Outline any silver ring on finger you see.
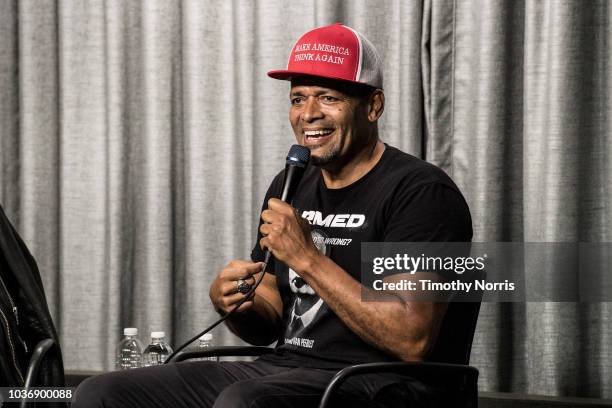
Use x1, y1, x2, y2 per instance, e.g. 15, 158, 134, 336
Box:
236, 279, 252, 294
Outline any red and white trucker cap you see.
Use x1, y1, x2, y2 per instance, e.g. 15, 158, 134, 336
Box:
268, 23, 383, 89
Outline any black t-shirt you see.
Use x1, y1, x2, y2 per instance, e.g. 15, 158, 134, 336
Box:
251, 144, 472, 369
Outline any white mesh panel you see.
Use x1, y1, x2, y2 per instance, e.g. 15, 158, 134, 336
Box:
355, 31, 383, 89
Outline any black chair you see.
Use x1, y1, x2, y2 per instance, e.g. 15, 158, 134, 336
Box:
320, 300, 482, 407
1, 205, 66, 408
168, 296, 482, 408
19, 338, 58, 408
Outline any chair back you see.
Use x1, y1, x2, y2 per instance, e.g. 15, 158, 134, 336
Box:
427, 269, 484, 365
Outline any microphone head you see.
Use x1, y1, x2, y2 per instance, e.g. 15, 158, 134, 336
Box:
286, 144, 310, 168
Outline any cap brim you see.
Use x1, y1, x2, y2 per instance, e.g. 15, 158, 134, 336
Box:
267, 70, 378, 89
267, 70, 295, 80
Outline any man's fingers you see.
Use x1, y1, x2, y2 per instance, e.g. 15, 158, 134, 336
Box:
267, 198, 292, 214
261, 209, 278, 224
260, 236, 270, 252
267, 200, 306, 229
245, 273, 258, 286
244, 262, 265, 275
221, 262, 265, 281
220, 281, 239, 296
261, 209, 271, 223
220, 274, 259, 295
259, 223, 272, 236
225, 260, 262, 270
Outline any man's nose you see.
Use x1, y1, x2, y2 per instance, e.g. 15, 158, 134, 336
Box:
301, 97, 324, 122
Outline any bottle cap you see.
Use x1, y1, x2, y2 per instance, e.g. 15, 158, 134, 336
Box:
151, 331, 166, 339
199, 333, 213, 341
123, 328, 138, 336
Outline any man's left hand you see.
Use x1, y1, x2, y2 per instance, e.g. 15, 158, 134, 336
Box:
259, 198, 319, 273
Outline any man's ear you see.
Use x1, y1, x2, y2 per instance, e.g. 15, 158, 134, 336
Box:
367, 90, 385, 122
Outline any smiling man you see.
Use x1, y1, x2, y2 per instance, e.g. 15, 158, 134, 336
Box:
73, 24, 472, 408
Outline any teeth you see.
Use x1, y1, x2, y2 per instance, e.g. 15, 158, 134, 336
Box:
304, 129, 333, 137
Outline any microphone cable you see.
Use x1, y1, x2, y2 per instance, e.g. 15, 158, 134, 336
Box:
164, 252, 272, 363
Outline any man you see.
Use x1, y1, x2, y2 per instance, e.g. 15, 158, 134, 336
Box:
73, 23, 472, 408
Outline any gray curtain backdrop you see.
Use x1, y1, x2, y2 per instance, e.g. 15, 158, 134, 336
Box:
0, 0, 610, 399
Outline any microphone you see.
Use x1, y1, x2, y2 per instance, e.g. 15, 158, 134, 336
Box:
280, 144, 311, 203
264, 144, 311, 264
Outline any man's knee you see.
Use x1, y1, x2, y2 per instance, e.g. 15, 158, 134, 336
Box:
72, 372, 129, 407
213, 379, 270, 408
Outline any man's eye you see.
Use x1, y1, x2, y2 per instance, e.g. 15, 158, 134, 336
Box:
321, 96, 338, 102
291, 97, 304, 105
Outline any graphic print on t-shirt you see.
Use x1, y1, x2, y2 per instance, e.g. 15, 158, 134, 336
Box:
285, 229, 330, 346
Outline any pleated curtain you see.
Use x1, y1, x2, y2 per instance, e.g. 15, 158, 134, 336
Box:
0, 0, 610, 399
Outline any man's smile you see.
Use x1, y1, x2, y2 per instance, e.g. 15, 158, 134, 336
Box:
303, 128, 336, 147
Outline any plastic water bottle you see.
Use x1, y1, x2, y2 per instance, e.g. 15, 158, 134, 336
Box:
142, 331, 173, 367
196, 333, 218, 362
116, 328, 144, 370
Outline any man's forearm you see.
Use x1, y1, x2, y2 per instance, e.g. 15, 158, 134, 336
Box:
295, 254, 446, 361
224, 294, 281, 346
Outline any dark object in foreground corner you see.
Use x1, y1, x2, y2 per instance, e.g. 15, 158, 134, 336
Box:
0, 205, 66, 408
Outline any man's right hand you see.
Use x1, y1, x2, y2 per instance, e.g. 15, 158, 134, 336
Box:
209, 260, 265, 315
209, 259, 283, 345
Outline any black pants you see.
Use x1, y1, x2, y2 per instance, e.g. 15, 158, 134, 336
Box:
71, 359, 435, 408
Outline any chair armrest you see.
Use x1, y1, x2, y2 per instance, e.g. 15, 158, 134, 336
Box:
20, 338, 56, 408
167, 346, 274, 363
319, 362, 478, 408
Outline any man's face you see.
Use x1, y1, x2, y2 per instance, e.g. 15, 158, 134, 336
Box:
289, 77, 369, 167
